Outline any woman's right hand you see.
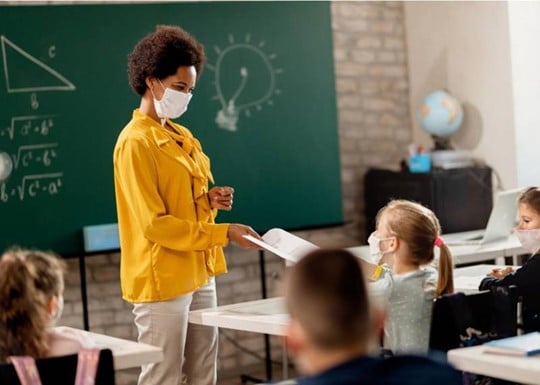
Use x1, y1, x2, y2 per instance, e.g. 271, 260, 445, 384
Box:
227, 224, 263, 249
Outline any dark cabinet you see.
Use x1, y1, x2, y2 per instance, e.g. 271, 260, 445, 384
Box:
364, 167, 493, 239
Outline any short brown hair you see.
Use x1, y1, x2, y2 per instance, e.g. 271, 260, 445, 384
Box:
284, 249, 371, 350
519, 187, 540, 214
128, 25, 206, 95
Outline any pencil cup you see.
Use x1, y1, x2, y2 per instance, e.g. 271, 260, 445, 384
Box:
408, 153, 431, 173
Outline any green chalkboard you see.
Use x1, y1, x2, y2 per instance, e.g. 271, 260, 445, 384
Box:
0, 2, 343, 255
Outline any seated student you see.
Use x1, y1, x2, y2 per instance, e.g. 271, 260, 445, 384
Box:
363, 199, 454, 354
283, 248, 462, 385
479, 186, 540, 332
19, 248, 95, 356
0, 248, 89, 362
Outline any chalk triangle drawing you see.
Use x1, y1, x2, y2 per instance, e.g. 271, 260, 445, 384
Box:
1, 35, 76, 93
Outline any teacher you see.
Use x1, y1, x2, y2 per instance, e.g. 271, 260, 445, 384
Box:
113, 25, 261, 385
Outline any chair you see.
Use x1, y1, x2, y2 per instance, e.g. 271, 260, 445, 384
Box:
429, 286, 519, 353
0, 349, 115, 385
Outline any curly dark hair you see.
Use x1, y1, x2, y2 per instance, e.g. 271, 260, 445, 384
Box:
128, 25, 206, 96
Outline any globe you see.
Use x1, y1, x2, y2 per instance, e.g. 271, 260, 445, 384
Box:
417, 90, 464, 138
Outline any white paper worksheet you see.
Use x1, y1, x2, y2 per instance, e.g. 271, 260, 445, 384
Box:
243, 228, 319, 263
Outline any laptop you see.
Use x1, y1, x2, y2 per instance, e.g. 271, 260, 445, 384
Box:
444, 188, 523, 246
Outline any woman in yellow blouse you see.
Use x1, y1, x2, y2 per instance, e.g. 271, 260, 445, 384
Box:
113, 25, 261, 385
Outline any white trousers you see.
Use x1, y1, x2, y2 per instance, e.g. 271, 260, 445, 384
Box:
132, 278, 218, 385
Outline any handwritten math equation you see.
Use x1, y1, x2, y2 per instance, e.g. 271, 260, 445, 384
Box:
0, 115, 63, 203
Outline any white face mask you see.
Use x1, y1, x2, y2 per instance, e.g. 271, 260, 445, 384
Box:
367, 232, 393, 265
152, 81, 192, 121
516, 228, 540, 254
50, 294, 64, 326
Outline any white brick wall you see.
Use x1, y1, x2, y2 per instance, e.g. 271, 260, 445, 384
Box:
57, 2, 412, 384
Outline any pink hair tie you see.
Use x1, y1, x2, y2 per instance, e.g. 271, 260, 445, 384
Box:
434, 236, 444, 247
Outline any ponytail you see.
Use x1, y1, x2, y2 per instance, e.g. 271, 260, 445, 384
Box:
436, 243, 454, 296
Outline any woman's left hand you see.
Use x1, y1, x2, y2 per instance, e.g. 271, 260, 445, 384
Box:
209, 186, 234, 211
487, 266, 514, 279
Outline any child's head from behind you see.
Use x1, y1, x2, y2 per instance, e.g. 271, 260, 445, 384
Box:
3, 248, 66, 326
375, 199, 441, 266
0, 250, 49, 361
284, 249, 372, 374
18, 248, 66, 297
21, 248, 66, 324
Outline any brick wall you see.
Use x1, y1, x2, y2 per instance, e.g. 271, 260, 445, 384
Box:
57, 2, 412, 384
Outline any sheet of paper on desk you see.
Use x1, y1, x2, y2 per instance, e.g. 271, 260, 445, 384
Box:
453, 276, 485, 293
243, 228, 319, 263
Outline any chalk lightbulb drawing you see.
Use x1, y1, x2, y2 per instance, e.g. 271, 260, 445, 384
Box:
208, 34, 283, 132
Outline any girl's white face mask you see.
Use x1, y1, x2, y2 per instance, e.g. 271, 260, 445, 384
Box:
367, 232, 393, 265
152, 81, 192, 121
516, 228, 540, 254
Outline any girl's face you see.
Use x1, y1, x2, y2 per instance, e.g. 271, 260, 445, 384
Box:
517, 203, 540, 230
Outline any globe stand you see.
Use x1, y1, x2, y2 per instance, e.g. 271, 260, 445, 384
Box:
431, 135, 454, 151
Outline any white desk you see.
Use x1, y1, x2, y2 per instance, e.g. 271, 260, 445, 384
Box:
57, 326, 163, 370
188, 297, 288, 337
447, 345, 540, 385
442, 231, 524, 265
452, 264, 520, 293
348, 233, 524, 266
188, 264, 498, 337
189, 264, 509, 380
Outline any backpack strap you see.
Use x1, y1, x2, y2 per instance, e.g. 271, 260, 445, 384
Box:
9, 356, 43, 385
74, 348, 100, 385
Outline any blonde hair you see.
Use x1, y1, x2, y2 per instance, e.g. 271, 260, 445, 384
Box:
376, 199, 454, 296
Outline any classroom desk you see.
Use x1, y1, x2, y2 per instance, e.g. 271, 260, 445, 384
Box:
447, 345, 540, 385
452, 264, 519, 293
348, 232, 524, 266
442, 231, 524, 265
188, 297, 288, 337
56, 326, 163, 370
188, 264, 506, 381
188, 264, 500, 338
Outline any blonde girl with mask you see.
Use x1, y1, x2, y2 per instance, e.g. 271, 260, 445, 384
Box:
364, 199, 454, 355
0, 248, 84, 361
479, 187, 540, 332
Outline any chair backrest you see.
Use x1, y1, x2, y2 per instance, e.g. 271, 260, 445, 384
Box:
0, 349, 115, 385
429, 286, 518, 353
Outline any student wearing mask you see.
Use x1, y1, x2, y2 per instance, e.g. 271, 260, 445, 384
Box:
283, 248, 462, 385
479, 186, 540, 332
364, 199, 454, 355
113, 25, 261, 385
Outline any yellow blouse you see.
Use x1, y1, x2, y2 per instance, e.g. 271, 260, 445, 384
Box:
113, 109, 229, 303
